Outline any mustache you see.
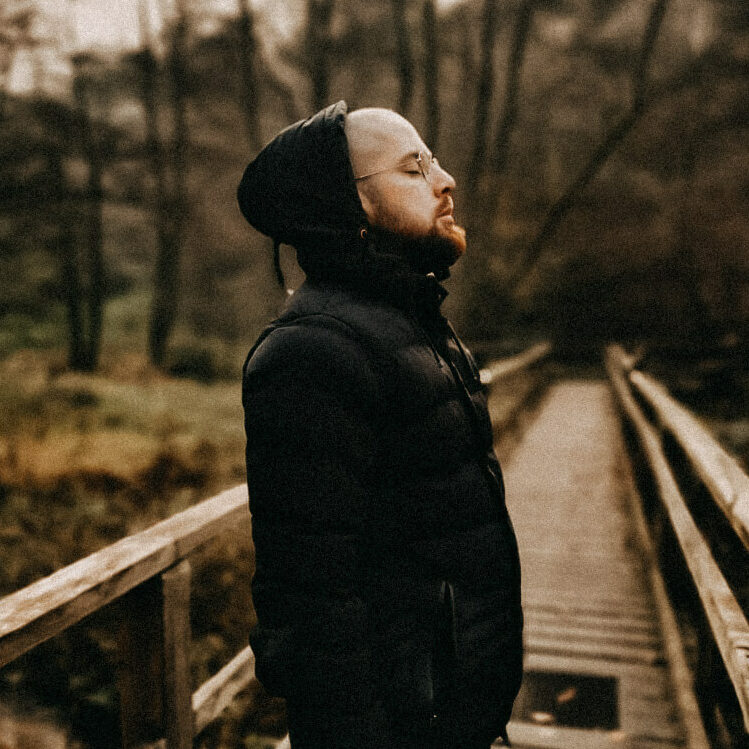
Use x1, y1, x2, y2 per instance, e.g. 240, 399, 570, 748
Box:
436, 197, 454, 218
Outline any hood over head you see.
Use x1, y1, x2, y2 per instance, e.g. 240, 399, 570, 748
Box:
237, 100, 368, 278
237, 101, 449, 313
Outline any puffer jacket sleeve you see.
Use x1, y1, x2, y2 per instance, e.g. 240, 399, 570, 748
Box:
242, 317, 393, 747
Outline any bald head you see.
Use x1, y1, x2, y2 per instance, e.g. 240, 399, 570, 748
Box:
345, 108, 425, 180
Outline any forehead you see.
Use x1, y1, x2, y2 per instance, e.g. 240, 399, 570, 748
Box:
346, 109, 426, 172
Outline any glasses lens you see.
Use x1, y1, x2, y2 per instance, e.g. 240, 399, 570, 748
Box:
417, 151, 434, 181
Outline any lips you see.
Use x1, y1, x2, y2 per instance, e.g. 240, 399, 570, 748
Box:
437, 198, 454, 219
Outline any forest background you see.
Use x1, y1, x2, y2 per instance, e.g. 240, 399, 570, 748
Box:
0, 0, 747, 747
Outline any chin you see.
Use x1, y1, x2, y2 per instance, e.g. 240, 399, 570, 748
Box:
397, 224, 468, 276
433, 220, 467, 263
444, 222, 467, 258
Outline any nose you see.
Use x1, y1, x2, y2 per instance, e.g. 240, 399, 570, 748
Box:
432, 162, 456, 194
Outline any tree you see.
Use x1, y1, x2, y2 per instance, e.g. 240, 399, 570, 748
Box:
421, 0, 439, 149
504, 0, 671, 290
147, 0, 191, 368
465, 0, 498, 199
305, 0, 335, 111
391, 0, 414, 115
235, 0, 261, 152
69, 53, 106, 370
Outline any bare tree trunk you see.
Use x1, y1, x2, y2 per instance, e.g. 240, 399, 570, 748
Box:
491, 0, 536, 175
50, 150, 87, 370
137, 2, 174, 366
71, 59, 104, 371
391, 0, 414, 115
149, 0, 190, 368
507, 0, 670, 290
421, 0, 440, 150
675, 140, 711, 341
236, 0, 261, 152
84, 130, 104, 369
457, 8, 476, 110
675, 108, 748, 340
306, 0, 335, 111
465, 0, 498, 198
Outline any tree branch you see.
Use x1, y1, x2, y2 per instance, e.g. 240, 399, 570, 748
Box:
71, 58, 105, 371
465, 0, 498, 197
149, 0, 191, 367
491, 0, 537, 175
236, 0, 262, 152
421, 0, 439, 149
391, 0, 414, 115
506, 0, 670, 291
306, 0, 335, 111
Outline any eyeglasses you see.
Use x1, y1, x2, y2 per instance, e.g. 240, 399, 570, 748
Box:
354, 150, 439, 182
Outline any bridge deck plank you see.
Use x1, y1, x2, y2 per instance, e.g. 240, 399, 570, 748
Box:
498, 381, 701, 748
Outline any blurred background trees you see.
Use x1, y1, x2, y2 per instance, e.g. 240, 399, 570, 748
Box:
0, 0, 746, 370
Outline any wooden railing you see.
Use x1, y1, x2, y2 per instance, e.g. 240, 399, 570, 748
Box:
0, 343, 550, 749
0, 486, 251, 749
606, 345, 749, 738
478, 341, 551, 386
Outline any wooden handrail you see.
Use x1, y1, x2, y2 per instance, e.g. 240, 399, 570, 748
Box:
479, 341, 551, 385
629, 370, 749, 552
606, 345, 749, 730
0, 485, 249, 669
0, 344, 549, 749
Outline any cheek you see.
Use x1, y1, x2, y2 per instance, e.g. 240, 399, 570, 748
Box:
367, 181, 435, 233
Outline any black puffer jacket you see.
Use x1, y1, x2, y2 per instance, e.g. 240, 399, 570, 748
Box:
239, 102, 522, 748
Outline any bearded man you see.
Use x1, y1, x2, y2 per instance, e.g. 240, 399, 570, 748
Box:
238, 102, 522, 749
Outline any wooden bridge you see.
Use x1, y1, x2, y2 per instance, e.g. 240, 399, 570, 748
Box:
1, 344, 748, 749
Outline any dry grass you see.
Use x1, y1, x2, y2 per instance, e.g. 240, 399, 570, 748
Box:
0, 348, 270, 749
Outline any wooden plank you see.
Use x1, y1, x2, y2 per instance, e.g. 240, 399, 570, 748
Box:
504, 722, 683, 749
522, 598, 655, 622
522, 588, 652, 612
193, 646, 255, 735
523, 651, 672, 685
0, 535, 175, 669
161, 561, 193, 749
607, 347, 749, 730
524, 610, 658, 635
118, 578, 165, 748
630, 370, 749, 553
525, 634, 663, 665
480, 341, 551, 385
143, 485, 249, 562
612, 395, 711, 749
524, 621, 661, 649
0, 485, 248, 668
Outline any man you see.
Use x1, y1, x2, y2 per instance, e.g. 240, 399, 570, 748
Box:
238, 101, 522, 749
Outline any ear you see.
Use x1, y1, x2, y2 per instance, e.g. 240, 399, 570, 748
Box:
355, 181, 376, 221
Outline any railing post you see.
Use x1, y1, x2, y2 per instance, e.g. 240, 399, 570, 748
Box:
118, 576, 164, 747
162, 560, 194, 749
117, 559, 193, 749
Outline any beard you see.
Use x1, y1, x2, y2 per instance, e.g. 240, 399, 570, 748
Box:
367, 204, 467, 277
400, 229, 466, 276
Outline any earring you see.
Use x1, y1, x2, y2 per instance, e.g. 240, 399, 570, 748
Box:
359, 228, 368, 240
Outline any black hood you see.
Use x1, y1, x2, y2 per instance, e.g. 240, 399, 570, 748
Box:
237, 100, 449, 312
237, 100, 369, 277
